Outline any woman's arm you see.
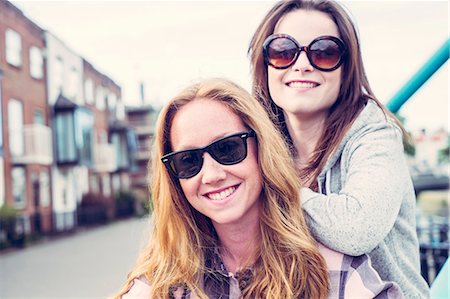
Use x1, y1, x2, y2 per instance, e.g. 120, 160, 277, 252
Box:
302, 124, 412, 255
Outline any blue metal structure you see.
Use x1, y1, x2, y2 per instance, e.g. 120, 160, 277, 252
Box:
386, 39, 450, 113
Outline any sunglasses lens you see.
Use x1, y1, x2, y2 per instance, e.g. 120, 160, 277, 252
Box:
210, 136, 247, 164
170, 150, 202, 178
309, 39, 342, 70
162, 131, 254, 179
267, 37, 298, 68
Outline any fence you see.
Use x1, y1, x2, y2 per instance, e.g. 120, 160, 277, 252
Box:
416, 213, 449, 284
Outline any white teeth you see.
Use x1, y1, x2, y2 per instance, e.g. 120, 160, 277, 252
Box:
288, 81, 317, 88
207, 186, 236, 201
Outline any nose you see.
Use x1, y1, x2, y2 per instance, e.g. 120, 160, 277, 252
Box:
201, 153, 226, 184
292, 50, 314, 72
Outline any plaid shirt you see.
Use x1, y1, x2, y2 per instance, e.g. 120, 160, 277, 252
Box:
123, 244, 404, 299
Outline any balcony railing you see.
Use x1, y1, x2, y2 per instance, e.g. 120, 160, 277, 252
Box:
93, 143, 116, 172
11, 124, 53, 165
135, 144, 152, 161
127, 119, 155, 136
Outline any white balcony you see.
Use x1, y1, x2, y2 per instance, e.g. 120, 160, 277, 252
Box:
135, 144, 151, 161
127, 119, 155, 136
11, 124, 53, 165
93, 143, 116, 173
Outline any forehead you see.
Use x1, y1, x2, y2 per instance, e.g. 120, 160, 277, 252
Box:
274, 9, 339, 44
170, 98, 247, 150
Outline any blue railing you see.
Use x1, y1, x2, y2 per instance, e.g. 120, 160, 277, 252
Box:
386, 39, 449, 113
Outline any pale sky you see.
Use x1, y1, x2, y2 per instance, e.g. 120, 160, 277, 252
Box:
11, 0, 449, 131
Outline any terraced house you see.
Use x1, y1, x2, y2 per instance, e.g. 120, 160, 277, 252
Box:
0, 0, 137, 242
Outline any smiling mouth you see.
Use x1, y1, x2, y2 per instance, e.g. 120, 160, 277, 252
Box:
206, 185, 237, 201
287, 81, 319, 88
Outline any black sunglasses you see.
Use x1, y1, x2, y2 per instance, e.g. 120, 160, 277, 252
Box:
162, 131, 256, 179
263, 34, 347, 72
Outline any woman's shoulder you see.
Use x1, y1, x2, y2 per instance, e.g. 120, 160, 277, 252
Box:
121, 277, 151, 299
121, 277, 189, 299
351, 101, 400, 135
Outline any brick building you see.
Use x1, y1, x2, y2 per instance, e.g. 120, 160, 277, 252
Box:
83, 59, 134, 199
0, 0, 53, 234
125, 105, 158, 200
0, 0, 136, 239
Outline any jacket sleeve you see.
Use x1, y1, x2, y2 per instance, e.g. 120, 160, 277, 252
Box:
302, 123, 412, 255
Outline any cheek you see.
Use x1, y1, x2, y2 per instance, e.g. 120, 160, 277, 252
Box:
327, 70, 342, 102
246, 147, 263, 187
179, 179, 197, 202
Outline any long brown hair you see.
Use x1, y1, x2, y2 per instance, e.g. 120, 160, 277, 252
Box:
248, 0, 406, 185
114, 78, 329, 298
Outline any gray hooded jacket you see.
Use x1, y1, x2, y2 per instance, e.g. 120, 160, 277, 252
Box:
301, 101, 430, 298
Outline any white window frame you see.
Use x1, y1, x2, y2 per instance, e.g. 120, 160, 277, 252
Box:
84, 79, 94, 105
67, 67, 79, 101
39, 170, 50, 207
53, 57, 64, 95
102, 174, 111, 197
95, 86, 105, 111
29, 46, 44, 79
6, 29, 22, 67
107, 92, 117, 111
12, 167, 26, 208
8, 99, 24, 156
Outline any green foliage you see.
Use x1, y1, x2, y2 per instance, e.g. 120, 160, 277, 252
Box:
114, 190, 135, 204
114, 191, 136, 218
0, 205, 21, 250
438, 137, 450, 164
145, 195, 153, 214
404, 132, 416, 157
395, 113, 416, 157
0, 204, 18, 220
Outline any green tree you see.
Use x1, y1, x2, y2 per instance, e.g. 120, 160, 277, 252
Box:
396, 114, 416, 157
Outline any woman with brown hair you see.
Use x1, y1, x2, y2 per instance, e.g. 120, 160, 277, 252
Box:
248, 1, 429, 298
114, 78, 401, 298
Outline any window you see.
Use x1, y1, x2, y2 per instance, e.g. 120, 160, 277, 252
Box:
99, 130, 108, 144
111, 133, 129, 169
12, 167, 26, 208
0, 160, 4, 207
55, 107, 94, 165
40, 170, 50, 207
53, 57, 64, 95
84, 79, 94, 105
8, 99, 24, 156
76, 109, 94, 165
34, 110, 44, 125
29, 46, 43, 79
55, 111, 76, 162
90, 174, 99, 194
0, 79, 3, 152
107, 92, 117, 111
95, 86, 105, 111
6, 29, 22, 67
112, 173, 121, 193
115, 100, 125, 120
102, 174, 111, 197
67, 67, 79, 101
